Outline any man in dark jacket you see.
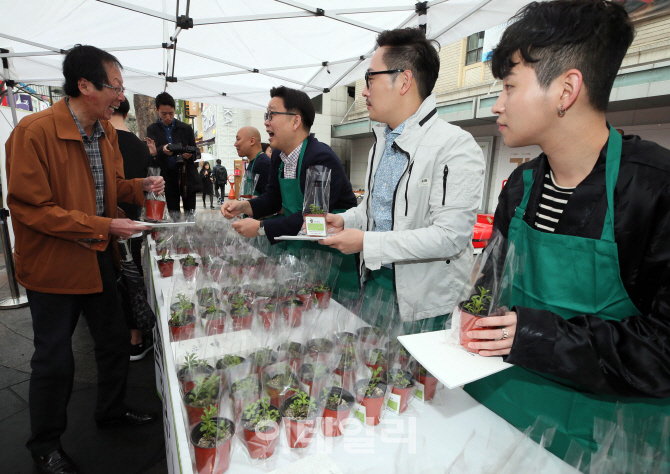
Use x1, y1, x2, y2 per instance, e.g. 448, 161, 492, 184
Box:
213, 159, 227, 202
146, 92, 201, 213
463, 0, 670, 460
235, 126, 271, 196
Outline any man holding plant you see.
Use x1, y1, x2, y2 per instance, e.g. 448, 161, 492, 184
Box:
465, 0, 670, 460
320, 27, 485, 331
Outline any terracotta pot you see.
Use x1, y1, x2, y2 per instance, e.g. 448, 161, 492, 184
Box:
201, 310, 226, 336
259, 309, 277, 331
158, 260, 174, 278
263, 370, 299, 409
241, 415, 281, 459
459, 303, 487, 352
314, 289, 331, 309
190, 418, 235, 474
176, 246, 190, 255
418, 372, 438, 401
280, 396, 318, 449
231, 310, 253, 331
215, 356, 245, 388
320, 387, 355, 437
354, 380, 387, 426
182, 263, 199, 280
385, 369, 416, 413
295, 291, 313, 311
145, 199, 165, 221
151, 229, 162, 240
184, 390, 219, 427
282, 299, 304, 328
168, 315, 196, 342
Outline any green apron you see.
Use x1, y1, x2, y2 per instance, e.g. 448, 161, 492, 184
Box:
276, 138, 359, 293
465, 126, 670, 458
245, 151, 262, 197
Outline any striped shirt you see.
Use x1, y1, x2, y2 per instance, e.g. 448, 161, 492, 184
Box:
533, 170, 575, 233
66, 98, 106, 216
280, 141, 303, 179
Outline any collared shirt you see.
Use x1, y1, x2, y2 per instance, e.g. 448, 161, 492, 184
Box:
160, 119, 177, 169
371, 122, 407, 268
66, 98, 106, 216
280, 141, 303, 179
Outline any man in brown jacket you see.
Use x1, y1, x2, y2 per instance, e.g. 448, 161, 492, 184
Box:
5, 45, 164, 474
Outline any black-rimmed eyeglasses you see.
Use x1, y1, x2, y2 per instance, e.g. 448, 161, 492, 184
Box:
364, 69, 406, 89
264, 110, 297, 122
99, 83, 125, 96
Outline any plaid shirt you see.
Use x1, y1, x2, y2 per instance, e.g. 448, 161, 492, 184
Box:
279, 141, 303, 179
66, 98, 106, 216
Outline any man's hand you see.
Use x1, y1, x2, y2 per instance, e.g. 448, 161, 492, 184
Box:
319, 229, 364, 254
145, 137, 157, 156
162, 144, 173, 156
109, 218, 151, 239
466, 311, 518, 357
232, 218, 261, 238
183, 153, 192, 159
221, 200, 251, 219
143, 176, 165, 194
325, 213, 344, 234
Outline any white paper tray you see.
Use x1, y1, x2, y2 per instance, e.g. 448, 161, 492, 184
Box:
134, 220, 196, 228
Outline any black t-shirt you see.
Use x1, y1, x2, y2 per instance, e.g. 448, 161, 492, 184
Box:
117, 129, 150, 221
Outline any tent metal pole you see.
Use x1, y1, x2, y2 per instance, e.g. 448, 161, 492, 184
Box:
0, 33, 61, 53
0, 55, 28, 308
328, 57, 365, 91
96, 0, 175, 21
429, 0, 493, 40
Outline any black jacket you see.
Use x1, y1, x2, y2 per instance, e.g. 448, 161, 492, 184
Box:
247, 152, 271, 195
495, 134, 670, 398
146, 119, 202, 194
249, 135, 357, 243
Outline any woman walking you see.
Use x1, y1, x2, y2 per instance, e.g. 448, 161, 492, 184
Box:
200, 162, 215, 209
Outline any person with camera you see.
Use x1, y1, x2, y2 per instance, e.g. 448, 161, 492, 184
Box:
146, 92, 202, 213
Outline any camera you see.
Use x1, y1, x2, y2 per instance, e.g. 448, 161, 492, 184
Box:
166, 143, 200, 164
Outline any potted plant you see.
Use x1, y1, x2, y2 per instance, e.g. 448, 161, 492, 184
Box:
210, 261, 225, 282
200, 255, 215, 275
196, 286, 217, 303
333, 348, 357, 392
459, 286, 492, 352
354, 367, 387, 426
355, 326, 382, 345
184, 374, 221, 426
304, 204, 326, 238
298, 362, 331, 398
276, 342, 306, 372
263, 365, 300, 409
240, 398, 281, 460
201, 305, 226, 336
333, 332, 356, 348
253, 287, 276, 309
279, 391, 318, 448
259, 303, 278, 331
313, 283, 332, 309
386, 340, 410, 368
175, 238, 190, 255
178, 353, 215, 393
295, 286, 313, 310
228, 292, 252, 308
157, 249, 174, 278
145, 193, 166, 222
364, 348, 387, 378
307, 338, 334, 363
190, 405, 235, 474
282, 299, 304, 327
383, 368, 416, 414
216, 354, 245, 371
248, 348, 278, 376
413, 363, 438, 402
181, 254, 200, 279
230, 376, 262, 420
227, 258, 243, 277
319, 387, 355, 437
168, 294, 196, 341
275, 286, 294, 304
230, 304, 253, 331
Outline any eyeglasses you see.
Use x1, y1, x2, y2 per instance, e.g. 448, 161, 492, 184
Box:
364, 69, 406, 89
264, 110, 297, 122
99, 83, 125, 96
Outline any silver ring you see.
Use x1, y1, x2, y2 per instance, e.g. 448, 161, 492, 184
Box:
501, 328, 509, 340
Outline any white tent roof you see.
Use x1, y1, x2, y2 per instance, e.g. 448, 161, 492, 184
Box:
1, 0, 532, 109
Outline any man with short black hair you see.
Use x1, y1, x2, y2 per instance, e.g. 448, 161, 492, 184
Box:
463, 0, 670, 459
212, 158, 228, 202
321, 27, 485, 332
6, 44, 162, 474
146, 92, 201, 213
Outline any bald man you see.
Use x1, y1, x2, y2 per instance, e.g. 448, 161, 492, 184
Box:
234, 126, 271, 196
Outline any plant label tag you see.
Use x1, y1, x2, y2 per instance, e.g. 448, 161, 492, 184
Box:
305, 216, 327, 237
353, 403, 366, 424
413, 381, 426, 403
385, 393, 402, 414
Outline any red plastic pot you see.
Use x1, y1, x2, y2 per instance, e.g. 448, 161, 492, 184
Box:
333, 367, 355, 392
459, 305, 487, 352
276, 343, 306, 373
190, 418, 235, 474
295, 291, 313, 311
354, 380, 387, 426
418, 373, 438, 401
241, 415, 281, 459
182, 263, 199, 280
280, 397, 318, 449
282, 299, 304, 328
231, 312, 253, 331
184, 391, 219, 427
168, 316, 196, 342
320, 387, 355, 437
158, 260, 174, 278
201, 311, 226, 336
385, 369, 416, 413
259, 309, 276, 331
178, 365, 214, 394
314, 289, 331, 309
151, 229, 162, 240
145, 199, 165, 221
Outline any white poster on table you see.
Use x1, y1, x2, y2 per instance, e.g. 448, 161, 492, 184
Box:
492, 142, 543, 208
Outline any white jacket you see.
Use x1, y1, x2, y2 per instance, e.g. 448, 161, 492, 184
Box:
341, 94, 485, 321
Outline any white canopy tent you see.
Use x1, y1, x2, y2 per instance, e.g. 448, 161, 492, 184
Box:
0, 0, 534, 109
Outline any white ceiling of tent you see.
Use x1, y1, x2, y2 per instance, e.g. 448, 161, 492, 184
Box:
0, 0, 534, 109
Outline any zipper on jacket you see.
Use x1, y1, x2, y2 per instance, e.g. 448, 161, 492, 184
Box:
404, 162, 414, 216
442, 164, 449, 206
390, 142, 411, 231
365, 138, 378, 232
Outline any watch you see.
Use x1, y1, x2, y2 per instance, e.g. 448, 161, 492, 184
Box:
258, 220, 266, 236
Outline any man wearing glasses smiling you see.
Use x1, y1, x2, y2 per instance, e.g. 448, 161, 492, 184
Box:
320, 28, 485, 333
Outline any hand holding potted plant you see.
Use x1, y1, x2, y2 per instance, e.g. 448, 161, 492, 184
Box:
240, 398, 281, 460
144, 167, 166, 222
458, 286, 492, 352
190, 405, 235, 474
279, 391, 319, 448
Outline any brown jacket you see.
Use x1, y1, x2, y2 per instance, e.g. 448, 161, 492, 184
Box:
5, 98, 145, 294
